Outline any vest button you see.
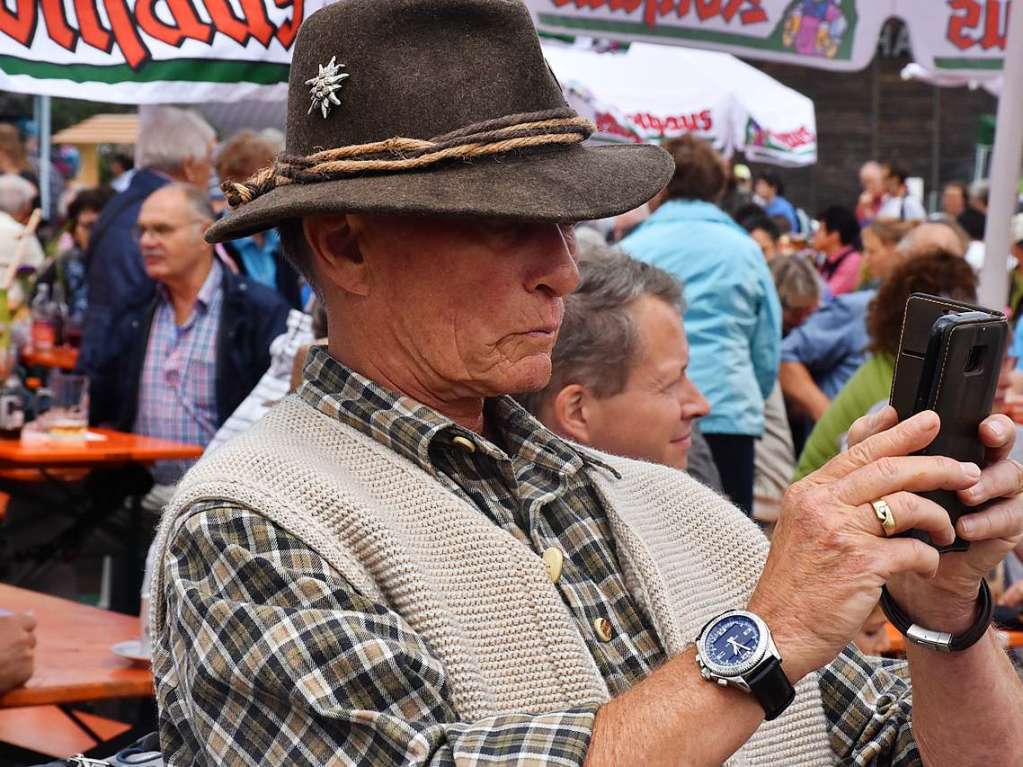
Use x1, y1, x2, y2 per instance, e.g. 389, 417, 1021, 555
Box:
451, 435, 476, 454
593, 617, 614, 643
542, 547, 564, 584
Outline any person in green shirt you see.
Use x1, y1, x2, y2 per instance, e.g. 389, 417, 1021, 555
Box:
795, 248, 977, 480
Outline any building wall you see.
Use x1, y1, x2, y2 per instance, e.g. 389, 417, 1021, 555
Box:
743, 20, 996, 216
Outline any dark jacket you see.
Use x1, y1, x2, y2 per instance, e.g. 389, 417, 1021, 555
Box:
78, 168, 167, 373
82, 265, 291, 433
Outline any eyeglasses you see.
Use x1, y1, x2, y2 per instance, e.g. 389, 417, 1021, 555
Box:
131, 219, 205, 245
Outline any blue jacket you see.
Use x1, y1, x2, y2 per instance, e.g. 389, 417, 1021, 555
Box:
781, 289, 873, 399
78, 168, 167, 373
764, 196, 799, 233
81, 265, 291, 433
622, 200, 781, 437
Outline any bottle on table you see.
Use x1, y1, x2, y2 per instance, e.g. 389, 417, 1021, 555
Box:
0, 374, 26, 440
51, 283, 69, 347
29, 284, 57, 352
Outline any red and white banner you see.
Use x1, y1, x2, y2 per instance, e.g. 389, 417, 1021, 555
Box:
529, 1, 1009, 77
0, 0, 330, 103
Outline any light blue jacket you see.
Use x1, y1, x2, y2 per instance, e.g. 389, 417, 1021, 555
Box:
622, 200, 782, 437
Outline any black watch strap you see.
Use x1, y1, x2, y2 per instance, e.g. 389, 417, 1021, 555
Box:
880, 580, 993, 653
746, 656, 796, 721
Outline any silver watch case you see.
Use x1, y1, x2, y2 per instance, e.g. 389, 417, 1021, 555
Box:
695, 610, 780, 693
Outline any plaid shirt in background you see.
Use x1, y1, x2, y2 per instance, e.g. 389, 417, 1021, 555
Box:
134, 261, 223, 485
157, 346, 922, 766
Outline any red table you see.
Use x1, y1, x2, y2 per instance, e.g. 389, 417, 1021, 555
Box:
21, 346, 79, 371
0, 584, 152, 756
0, 429, 202, 470
0, 430, 204, 602
0, 584, 151, 708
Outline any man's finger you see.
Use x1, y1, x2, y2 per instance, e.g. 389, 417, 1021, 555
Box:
846, 406, 898, 451
957, 499, 1023, 543
816, 410, 940, 483
874, 536, 941, 580
979, 414, 1017, 464
831, 454, 980, 506
959, 458, 1023, 507
853, 492, 955, 546
17, 614, 36, 632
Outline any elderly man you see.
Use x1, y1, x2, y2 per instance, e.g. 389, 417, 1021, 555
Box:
518, 247, 709, 472
78, 106, 216, 374
87, 183, 289, 490
151, 2, 1023, 765
0, 173, 44, 308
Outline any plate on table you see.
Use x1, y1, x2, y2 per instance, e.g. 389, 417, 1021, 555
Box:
111, 639, 151, 666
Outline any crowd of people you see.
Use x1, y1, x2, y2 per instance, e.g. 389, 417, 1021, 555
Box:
1, 0, 1023, 761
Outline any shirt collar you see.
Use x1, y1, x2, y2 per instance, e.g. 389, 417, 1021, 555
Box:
297, 345, 591, 479
157, 259, 222, 313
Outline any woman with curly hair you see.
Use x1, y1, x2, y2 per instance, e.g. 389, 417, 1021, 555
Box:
793, 248, 977, 480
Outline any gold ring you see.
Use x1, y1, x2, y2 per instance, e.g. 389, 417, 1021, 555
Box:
871, 499, 897, 536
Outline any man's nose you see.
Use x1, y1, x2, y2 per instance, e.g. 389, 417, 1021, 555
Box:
681, 380, 711, 419
526, 224, 580, 298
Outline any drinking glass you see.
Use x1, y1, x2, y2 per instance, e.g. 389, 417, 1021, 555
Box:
46, 372, 89, 439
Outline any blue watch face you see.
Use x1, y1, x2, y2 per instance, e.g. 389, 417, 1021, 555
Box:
706, 615, 761, 668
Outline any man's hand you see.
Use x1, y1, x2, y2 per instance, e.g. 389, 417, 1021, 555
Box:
0, 613, 35, 693
847, 407, 1023, 633
749, 410, 980, 681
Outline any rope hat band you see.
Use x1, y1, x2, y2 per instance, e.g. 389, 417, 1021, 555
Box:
223, 107, 595, 208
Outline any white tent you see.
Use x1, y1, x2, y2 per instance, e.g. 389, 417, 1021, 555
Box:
543, 42, 817, 167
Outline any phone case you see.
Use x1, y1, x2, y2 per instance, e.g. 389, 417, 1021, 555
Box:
889, 294, 1007, 551
890, 294, 994, 417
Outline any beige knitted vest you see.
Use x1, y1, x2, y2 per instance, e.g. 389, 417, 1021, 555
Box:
152, 396, 834, 766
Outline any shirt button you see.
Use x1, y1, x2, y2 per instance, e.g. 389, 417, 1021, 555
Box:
451, 435, 476, 454
542, 547, 564, 584
593, 617, 614, 643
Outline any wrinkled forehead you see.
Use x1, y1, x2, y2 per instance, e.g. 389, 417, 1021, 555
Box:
138, 190, 193, 223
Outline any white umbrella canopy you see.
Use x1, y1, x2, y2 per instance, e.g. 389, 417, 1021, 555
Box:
543, 42, 817, 167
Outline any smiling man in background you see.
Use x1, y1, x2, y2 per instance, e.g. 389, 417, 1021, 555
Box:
518, 245, 710, 471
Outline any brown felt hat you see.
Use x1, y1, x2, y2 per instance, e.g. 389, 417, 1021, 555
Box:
206, 0, 673, 243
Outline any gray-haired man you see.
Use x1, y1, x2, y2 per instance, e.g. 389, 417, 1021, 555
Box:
518, 246, 711, 473
78, 106, 216, 374
0, 173, 44, 308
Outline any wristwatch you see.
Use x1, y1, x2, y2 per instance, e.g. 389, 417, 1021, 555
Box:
695, 610, 796, 721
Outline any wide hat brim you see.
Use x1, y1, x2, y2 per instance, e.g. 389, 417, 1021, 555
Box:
205, 143, 672, 242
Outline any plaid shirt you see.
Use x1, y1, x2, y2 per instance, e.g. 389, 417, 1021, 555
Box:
157, 346, 921, 765
135, 261, 223, 485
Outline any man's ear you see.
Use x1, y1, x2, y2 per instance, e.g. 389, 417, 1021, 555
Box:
549, 383, 593, 445
303, 214, 368, 296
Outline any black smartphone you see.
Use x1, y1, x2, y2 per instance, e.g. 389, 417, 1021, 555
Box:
889, 293, 1008, 551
